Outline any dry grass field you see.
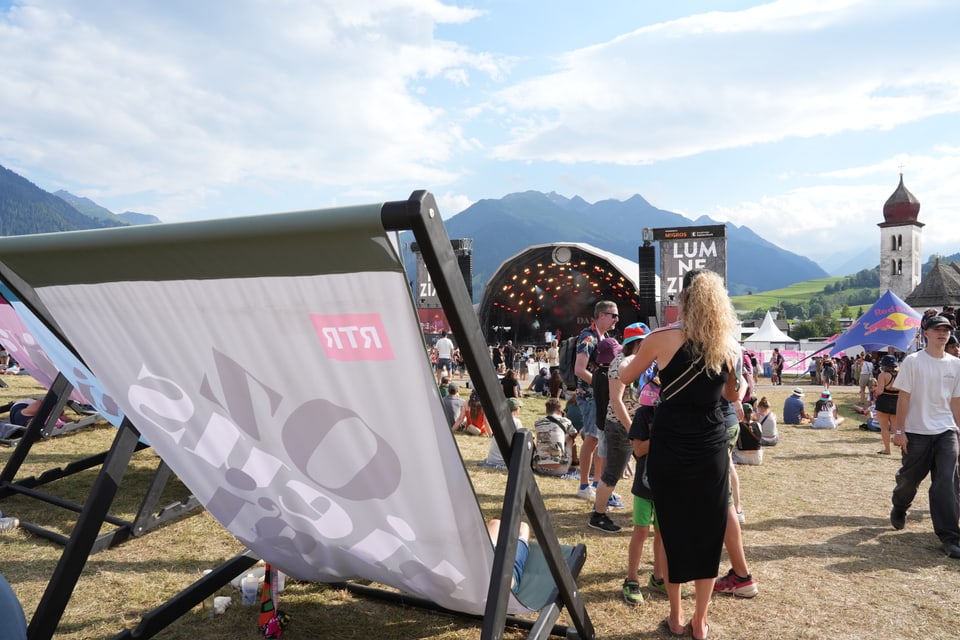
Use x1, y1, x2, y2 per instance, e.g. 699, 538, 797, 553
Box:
2, 373, 959, 639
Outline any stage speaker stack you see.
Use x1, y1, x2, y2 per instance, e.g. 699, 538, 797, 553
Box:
451, 238, 474, 303
637, 244, 657, 324
410, 239, 473, 306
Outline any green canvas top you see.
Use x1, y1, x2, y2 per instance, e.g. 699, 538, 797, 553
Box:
0, 203, 399, 285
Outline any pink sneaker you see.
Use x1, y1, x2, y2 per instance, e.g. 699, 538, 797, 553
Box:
713, 568, 758, 597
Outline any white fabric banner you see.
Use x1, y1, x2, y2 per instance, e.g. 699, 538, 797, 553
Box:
33, 270, 510, 614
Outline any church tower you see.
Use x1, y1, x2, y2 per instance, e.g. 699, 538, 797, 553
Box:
878, 174, 923, 299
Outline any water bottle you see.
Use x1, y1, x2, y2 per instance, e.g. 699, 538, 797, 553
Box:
241, 573, 259, 606
275, 571, 286, 593
201, 569, 215, 618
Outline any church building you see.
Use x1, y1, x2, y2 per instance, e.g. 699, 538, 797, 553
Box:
878, 174, 923, 300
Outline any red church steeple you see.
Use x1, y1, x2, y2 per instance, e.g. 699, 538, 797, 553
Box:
882, 173, 921, 224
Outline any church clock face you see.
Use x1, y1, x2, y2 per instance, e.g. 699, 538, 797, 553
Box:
552, 246, 572, 264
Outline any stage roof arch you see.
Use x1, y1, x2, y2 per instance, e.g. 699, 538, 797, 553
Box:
478, 242, 655, 346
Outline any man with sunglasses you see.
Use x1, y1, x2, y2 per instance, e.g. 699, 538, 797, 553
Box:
574, 301, 619, 505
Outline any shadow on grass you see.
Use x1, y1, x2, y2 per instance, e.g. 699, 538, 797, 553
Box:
780, 450, 873, 461
743, 512, 951, 573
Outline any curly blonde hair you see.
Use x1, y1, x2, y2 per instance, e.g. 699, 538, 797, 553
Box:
679, 269, 738, 376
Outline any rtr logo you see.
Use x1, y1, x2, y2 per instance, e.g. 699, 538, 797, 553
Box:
310, 313, 395, 361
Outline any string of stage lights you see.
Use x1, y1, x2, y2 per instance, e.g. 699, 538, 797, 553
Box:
490, 260, 639, 316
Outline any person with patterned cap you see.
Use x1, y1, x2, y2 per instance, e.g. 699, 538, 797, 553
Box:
890, 315, 960, 559
620, 323, 668, 604
589, 322, 650, 534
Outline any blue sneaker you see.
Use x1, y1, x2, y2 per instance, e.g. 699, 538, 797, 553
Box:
607, 493, 624, 509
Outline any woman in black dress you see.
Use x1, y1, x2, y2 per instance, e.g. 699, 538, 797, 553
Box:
619, 269, 739, 640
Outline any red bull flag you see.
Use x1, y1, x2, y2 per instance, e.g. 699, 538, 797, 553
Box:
830, 289, 922, 355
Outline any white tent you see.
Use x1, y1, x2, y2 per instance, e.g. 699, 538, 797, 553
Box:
743, 311, 797, 346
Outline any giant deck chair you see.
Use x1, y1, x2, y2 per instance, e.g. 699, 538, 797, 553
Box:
0, 283, 204, 640
0, 282, 200, 547
0, 191, 594, 640
0, 294, 102, 444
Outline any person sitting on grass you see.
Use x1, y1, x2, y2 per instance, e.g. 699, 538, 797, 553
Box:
733, 403, 764, 465
782, 388, 811, 424
533, 398, 578, 477
443, 383, 467, 432
755, 396, 779, 446
499, 368, 522, 399
812, 390, 844, 429
464, 391, 489, 436
547, 369, 566, 399
852, 402, 882, 433
526, 368, 550, 397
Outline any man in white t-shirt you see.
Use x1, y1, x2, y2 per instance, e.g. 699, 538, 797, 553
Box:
434, 331, 454, 384
890, 315, 960, 559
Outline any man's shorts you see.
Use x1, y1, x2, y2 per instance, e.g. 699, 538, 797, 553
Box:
436, 358, 452, 372
632, 496, 657, 528
578, 394, 598, 439
595, 429, 610, 459
512, 539, 530, 593
600, 421, 631, 486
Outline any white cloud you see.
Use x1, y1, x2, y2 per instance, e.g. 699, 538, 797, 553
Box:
709, 148, 960, 263
0, 0, 504, 216
0, 0, 957, 275
435, 191, 474, 218
490, 0, 960, 165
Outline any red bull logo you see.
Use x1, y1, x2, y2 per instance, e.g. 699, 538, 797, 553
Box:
862, 312, 921, 336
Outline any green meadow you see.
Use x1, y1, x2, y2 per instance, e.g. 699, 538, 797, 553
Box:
730, 277, 844, 313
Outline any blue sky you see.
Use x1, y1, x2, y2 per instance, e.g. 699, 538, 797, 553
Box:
2, 0, 959, 270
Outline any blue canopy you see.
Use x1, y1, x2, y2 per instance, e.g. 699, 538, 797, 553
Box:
830, 289, 922, 355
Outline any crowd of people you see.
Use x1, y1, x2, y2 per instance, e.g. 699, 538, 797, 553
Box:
430, 294, 960, 636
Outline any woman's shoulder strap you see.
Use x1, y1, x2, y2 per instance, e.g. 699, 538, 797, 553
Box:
650, 323, 682, 336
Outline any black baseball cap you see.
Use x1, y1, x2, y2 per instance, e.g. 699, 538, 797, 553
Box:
924, 315, 952, 330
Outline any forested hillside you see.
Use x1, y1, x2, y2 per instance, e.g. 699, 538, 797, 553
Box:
0, 165, 122, 235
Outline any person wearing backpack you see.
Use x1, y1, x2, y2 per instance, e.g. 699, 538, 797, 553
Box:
573, 300, 619, 502
589, 323, 650, 533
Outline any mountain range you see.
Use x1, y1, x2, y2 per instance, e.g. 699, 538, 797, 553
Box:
414, 190, 830, 298
1, 162, 852, 295
0, 164, 160, 235
54, 190, 162, 226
